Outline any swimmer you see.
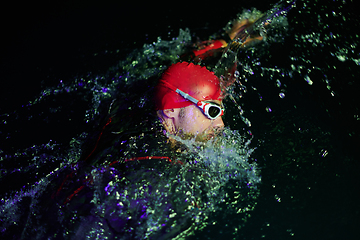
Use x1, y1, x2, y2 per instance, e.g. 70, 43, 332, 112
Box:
50, 11, 276, 236
51, 18, 266, 209
154, 62, 225, 142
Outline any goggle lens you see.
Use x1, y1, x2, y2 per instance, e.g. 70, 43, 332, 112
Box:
202, 102, 223, 119
208, 105, 221, 118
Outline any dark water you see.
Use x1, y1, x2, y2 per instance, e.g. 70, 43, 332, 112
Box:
1, 0, 359, 239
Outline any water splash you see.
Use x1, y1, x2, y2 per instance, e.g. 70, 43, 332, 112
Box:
70, 128, 260, 239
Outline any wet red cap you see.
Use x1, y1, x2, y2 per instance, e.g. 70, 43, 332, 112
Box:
154, 62, 221, 110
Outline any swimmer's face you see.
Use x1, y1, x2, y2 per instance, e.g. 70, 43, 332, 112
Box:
159, 100, 224, 141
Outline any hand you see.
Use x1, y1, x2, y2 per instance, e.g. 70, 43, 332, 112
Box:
227, 19, 268, 47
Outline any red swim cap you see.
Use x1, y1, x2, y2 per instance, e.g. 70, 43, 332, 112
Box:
154, 62, 221, 110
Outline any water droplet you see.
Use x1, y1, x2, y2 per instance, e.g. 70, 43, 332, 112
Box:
287, 229, 295, 236
274, 194, 281, 202
337, 54, 346, 62
279, 92, 285, 98
305, 75, 313, 85
320, 149, 328, 157
234, 70, 240, 78
276, 79, 281, 87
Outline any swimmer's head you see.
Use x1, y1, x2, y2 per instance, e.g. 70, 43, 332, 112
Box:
154, 62, 224, 141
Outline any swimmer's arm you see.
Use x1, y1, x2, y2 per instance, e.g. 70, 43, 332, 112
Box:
226, 19, 265, 47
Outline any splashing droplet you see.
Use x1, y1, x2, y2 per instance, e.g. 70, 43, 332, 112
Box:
305, 75, 313, 85
234, 70, 240, 78
276, 79, 282, 87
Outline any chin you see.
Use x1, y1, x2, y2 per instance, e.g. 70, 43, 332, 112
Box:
198, 127, 224, 142
194, 131, 216, 142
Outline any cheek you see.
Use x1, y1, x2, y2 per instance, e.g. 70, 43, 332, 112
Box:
181, 108, 212, 134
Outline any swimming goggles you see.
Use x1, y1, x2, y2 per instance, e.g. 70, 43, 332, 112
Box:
162, 82, 224, 120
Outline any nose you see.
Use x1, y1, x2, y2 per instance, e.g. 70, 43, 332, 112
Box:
212, 116, 224, 128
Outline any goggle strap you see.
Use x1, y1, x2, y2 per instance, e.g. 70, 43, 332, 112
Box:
175, 89, 199, 105
160, 81, 178, 92
161, 81, 200, 105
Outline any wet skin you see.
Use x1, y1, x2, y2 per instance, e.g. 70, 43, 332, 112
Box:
161, 100, 224, 141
